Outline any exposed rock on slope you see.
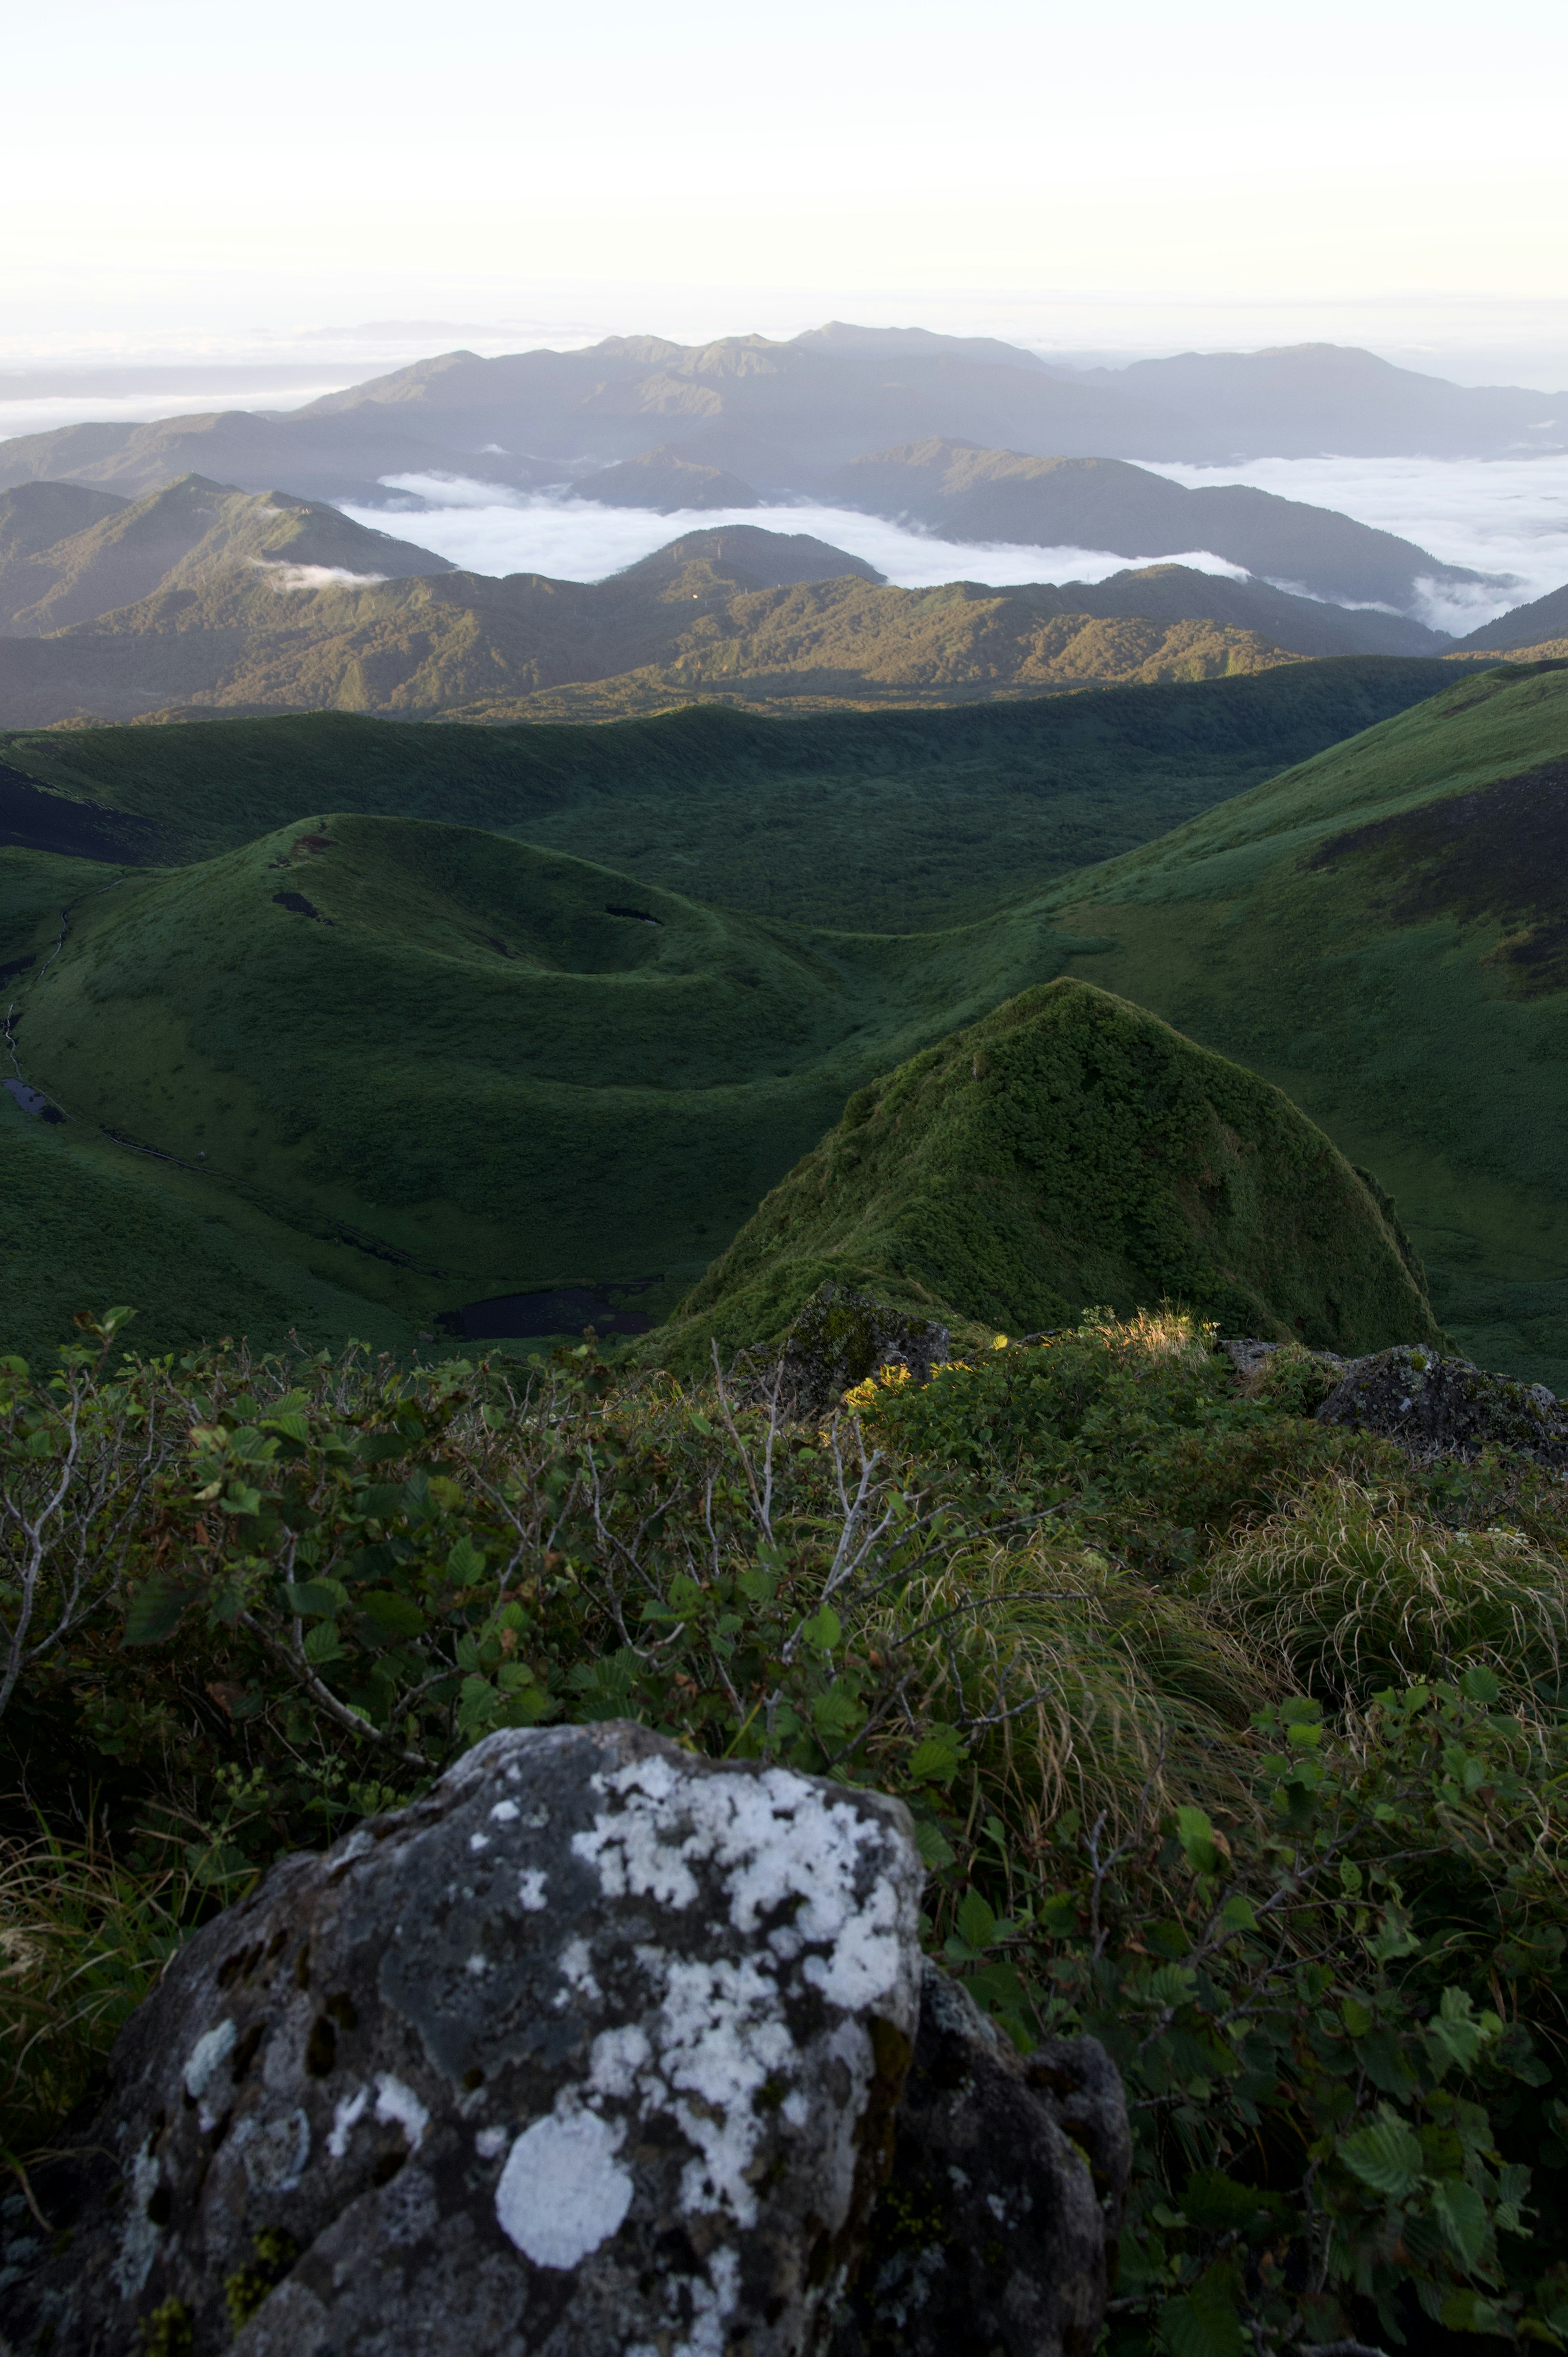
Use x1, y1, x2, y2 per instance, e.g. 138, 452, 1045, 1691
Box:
7, 1723, 1127, 2357
7, 1723, 926, 2357
831, 1966, 1129, 2357
1316, 1344, 1568, 1465
658, 979, 1443, 1366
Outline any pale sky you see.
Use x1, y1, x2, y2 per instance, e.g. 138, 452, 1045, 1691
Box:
7, 0, 1568, 377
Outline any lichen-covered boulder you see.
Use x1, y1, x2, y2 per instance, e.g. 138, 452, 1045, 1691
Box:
1316, 1345, 1568, 1465
741, 1283, 952, 1421
830, 1965, 1130, 2357
8, 1723, 924, 2357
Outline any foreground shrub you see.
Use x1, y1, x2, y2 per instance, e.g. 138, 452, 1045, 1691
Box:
4, 1308, 1568, 2353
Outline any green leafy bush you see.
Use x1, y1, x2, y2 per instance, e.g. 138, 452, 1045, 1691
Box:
5, 1307, 1568, 2355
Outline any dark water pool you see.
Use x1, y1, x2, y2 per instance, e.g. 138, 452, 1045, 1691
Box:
3, 1077, 64, 1122
440, 1285, 657, 1341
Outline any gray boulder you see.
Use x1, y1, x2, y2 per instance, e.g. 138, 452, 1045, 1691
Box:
7, 1722, 925, 2357
830, 1965, 1129, 2357
1315, 1343, 1568, 1465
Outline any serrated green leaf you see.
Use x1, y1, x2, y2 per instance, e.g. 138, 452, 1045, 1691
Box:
446, 1535, 488, 1582
285, 1579, 349, 1618
1175, 1804, 1221, 1876
909, 1727, 965, 1785
122, 1575, 196, 1648
303, 1621, 345, 1665
956, 1890, 998, 1951
1460, 1664, 1502, 1706
456, 1674, 497, 1731
1159, 2260, 1247, 2357
359, 1589, 425, 1638
799, 1604, 842, 1651
913, 1819, 955, 1871
1431, 2176, 1489, 2270
1340, 2107, 1424, 2199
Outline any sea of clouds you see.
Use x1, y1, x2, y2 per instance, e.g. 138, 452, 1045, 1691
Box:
341, 478, 1253, 595
340, 455, 1568, 632
1140, 455, 1568, 631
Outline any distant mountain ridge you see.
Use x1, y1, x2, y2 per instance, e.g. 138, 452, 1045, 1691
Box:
826, 442, 1481, 611
0, 483, 1452, 728
0, 326, 1561, 528
0, 476, 451, 640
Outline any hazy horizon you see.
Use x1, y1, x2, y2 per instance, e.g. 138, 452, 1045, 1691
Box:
9, 0, 1568, 388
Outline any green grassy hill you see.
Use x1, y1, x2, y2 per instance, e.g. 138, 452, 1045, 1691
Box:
655, 978, 1441, 1365
3, 659, 1458, 929
8, 658, 1557, 1380
1009, 660, 1568, 1383
0, 815, 1092, 1359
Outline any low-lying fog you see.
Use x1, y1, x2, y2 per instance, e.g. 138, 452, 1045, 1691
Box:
343, 482, 1253, 597
1142, 455, 1568, 631
342, 455, 1568, 633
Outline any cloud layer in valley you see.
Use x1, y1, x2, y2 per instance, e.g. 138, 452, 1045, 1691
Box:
342, 483, 1254, 595
1142, 454, 1568, 631
338, 457, 1568, 633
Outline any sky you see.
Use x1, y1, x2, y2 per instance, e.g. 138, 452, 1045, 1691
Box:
7, 0, 1568, 383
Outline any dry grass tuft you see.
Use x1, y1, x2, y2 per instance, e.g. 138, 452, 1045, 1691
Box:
875, 1539, 1274, 1860
1195, 1472, 1568, 1703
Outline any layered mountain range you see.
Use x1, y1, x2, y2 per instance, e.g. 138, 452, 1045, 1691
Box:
2, 311, 1564, 727
1, 328, 1562, 522
0, 470, 1487, 729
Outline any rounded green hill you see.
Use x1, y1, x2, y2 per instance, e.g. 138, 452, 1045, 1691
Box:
658, 978, 1441, 1364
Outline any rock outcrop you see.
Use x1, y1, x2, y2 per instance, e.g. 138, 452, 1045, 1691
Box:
830, 1965, 1129, 2357
738, 1282, 952, 1422
1314, 1344, 1568, 1466
7, 1723, 925, 2357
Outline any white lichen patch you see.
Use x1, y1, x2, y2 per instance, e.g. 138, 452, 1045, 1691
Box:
517, 1869, 549, 1911
474, 2124, 508, 2159
374, 2074, 430, 2151
182, 2018, 237, 2125
546, 1756, 920, 2250
626, 2246, 743, 2357
642, 1950, 797, 2226
490, 1799, 520, 1823
469, 1832, 491, 1853
494, 2106, 635, 2268
327, 2087, 368, 2159
235, 2107, 311, 2193
111, 2139, 163, 2298
572, 1758, 908, 2012
557, 1937, 601, 2002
